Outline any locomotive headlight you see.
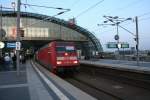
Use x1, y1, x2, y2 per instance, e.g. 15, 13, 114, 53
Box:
57, 61, 62, 65
64, 53, 68, 56
73, 60, 78, 64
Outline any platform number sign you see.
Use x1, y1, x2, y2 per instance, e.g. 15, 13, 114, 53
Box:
16, 42, 21, 50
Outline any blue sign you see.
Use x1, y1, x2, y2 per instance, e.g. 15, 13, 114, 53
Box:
7, 43, 16, 48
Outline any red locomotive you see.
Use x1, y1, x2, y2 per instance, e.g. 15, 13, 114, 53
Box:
36, 41, 79, 73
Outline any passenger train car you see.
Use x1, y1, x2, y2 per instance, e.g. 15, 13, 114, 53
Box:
35, 41, 79, 73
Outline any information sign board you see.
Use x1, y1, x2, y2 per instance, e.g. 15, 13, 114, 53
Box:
107, 43, 117, 48
7, 42, 16, 48
107, 42, 129, 49
121, 43, 129, 48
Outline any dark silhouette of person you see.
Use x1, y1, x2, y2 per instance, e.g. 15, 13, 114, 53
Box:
0, 56, 4, 71
12, 54, 16, 69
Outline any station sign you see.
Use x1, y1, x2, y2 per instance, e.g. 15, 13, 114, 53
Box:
7, 42, 16, 48
107, 42, 117, 48
107, 42, 129, 49
121, 43, 129, 48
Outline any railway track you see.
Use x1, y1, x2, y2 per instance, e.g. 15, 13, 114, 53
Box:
80, 64, 150, 90
65, 77, 123, 100
61, 65, 150, 100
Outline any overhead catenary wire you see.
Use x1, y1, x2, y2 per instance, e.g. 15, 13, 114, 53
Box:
94, 0, 144, 26
138, 11, 150, 18
23, 12, 65, 28
106, 0, 143, 15
87, 0, 143, 35
96, 0, 150, 27
94, 1, 150, 47
75, 0, 104, 18
20, 2, 70, 28
139, 16, 150, 21
25, 2, 41, 15
95, 15, 150, 37
21, 3, 70, 11
69, 0, 81, 8
97, 11, 150, 34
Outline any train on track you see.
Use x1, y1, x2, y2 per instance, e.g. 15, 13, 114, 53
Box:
35, 41, 79, 73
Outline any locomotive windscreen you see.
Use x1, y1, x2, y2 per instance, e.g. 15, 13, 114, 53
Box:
56, 46, 75, 52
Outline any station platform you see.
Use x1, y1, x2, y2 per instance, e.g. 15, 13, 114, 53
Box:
80, 59, 150, 74
0, 60, 96, 100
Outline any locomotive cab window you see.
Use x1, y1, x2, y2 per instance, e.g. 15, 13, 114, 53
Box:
56, 46, 75, 52
66, 46, 75, 52
56, 46, 66, 52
